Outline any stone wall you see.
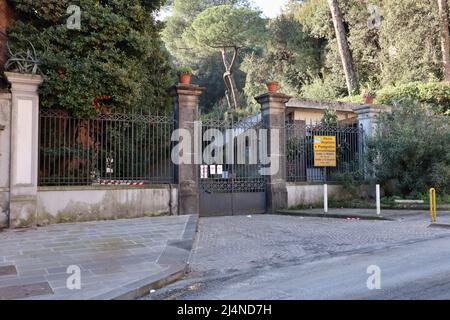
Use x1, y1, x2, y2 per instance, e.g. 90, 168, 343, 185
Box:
0, 92, 11, 228
36, 185, 178, 226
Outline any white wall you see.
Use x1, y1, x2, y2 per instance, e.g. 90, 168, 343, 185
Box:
37, 185, 178, 225
287, 183, 352, 208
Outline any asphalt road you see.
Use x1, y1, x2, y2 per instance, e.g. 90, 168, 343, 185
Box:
144, 214, 450, 300
149, 234, 450, 300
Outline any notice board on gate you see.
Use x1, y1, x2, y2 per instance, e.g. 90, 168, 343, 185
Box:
313, 136, 337, 167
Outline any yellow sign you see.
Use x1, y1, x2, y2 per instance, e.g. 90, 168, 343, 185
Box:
314, 136, 337, 167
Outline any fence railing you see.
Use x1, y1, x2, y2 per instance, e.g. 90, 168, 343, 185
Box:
39, 110, 174, 186
286, 121, 364, 182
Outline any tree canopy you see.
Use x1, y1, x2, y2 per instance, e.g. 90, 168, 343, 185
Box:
6, 0, 171, 116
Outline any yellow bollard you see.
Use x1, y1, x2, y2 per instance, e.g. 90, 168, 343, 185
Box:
430, 188, 437, 223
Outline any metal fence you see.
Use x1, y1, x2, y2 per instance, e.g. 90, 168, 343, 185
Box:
286, 121, 364, 182
39, 110, 174, 186
199, 115, 266, 194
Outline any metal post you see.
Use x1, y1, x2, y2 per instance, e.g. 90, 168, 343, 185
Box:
430, 188, 437, 223
324, 184, 328, 213
376, 184, 381, 216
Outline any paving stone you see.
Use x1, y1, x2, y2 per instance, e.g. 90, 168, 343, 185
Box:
0, 215, 194, 300
0, 265, 17, 276
0, 282, 53, 300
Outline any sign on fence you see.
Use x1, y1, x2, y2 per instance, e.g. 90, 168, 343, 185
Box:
313, 136, 337, 167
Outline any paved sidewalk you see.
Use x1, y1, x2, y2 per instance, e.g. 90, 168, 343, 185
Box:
0, 215, 197, 300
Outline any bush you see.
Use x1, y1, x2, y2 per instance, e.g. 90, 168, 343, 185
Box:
6, 0, 172, 117
176, 66, 193, 75
369, 100, 450, 196
376, 82, 450, 114
301, 77, 343, 101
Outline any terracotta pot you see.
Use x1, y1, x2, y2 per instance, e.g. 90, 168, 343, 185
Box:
363, 95, 374, 104
266, 81, 279, 93
179, 73, 192, 85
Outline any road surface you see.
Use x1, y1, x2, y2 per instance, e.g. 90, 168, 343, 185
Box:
145, 214, 450, 300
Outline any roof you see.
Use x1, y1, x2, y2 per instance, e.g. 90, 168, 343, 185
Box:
286, 98, 364, 112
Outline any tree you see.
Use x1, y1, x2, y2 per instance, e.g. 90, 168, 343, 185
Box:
161, 0, 250, 112
0, 0, 14, 88
438, 0, 450, 81
327, 0, 357, 95
379, 0, 441, 85
6, 0, 171, 116
241, 8, 323, 108
186, 4, 266, 109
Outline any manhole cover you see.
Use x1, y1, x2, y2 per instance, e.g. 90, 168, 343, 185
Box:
0, 282, 53, 300
0, 265, 17, 276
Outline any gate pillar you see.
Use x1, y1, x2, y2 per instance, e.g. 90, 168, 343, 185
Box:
255, 92, 291, 213
170, 84, 204, 215
4, 72, 43, 228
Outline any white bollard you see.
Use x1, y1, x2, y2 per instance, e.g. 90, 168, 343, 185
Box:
324, 184, 328, 213
376, 184, 381, 216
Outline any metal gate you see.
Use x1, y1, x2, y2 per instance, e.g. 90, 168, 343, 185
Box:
199, 115, 266, 217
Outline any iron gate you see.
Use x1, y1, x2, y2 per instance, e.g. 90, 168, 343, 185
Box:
199, 115, 267, 217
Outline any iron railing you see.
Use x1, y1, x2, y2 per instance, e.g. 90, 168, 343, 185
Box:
39, 110, 174, 186
199, 116, 266, 193
286, 121, 364, 182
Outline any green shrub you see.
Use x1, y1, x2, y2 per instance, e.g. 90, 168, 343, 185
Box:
6, 0, 172, 117
369, 100, 450, 196
337, 95, 364, 104
376, 82, 450, 114
176, 66, 193, 75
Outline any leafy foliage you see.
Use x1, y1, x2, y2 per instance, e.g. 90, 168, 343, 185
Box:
376, 82, 450, 114
369, 101, 450, 196
291, 0, 446, 107
241, 10, 323, 107
176, 66, 193, 75
162, 0, 251, 112
186, 5, 266, 51
7, 0, 172, 117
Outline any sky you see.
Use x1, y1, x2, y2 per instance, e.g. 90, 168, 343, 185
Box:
253, 0, 290, 18
158, 0, 290, 20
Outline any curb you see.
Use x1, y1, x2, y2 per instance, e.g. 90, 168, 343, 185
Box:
90, 214, 199, 300
277, 210, 393, 221
429, 223, 450, 230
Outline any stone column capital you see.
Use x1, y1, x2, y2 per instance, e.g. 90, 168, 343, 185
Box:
169, 84, 205, 98
352, 104, 391, 117
255, 92, 292, 108
4, 72, 43, 93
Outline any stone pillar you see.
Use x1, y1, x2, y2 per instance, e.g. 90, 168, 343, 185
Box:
255, 92, 291, 213
353, 104, 391, 179
170, 84, 204, 215
5, 72, 43, 228
352, 104, 391, 139
0, 92, 11, 228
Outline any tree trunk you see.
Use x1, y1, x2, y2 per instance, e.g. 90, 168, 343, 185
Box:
221, 47, 239, 109
438, 0, 450, 82
327, 0, 358, 95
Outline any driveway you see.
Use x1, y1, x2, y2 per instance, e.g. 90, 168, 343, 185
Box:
146, 212, 450, 299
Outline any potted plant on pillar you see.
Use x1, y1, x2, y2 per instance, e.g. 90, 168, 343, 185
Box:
177, 66, 193, 85
266, 80, 279, 93
362, 86, 376, 104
